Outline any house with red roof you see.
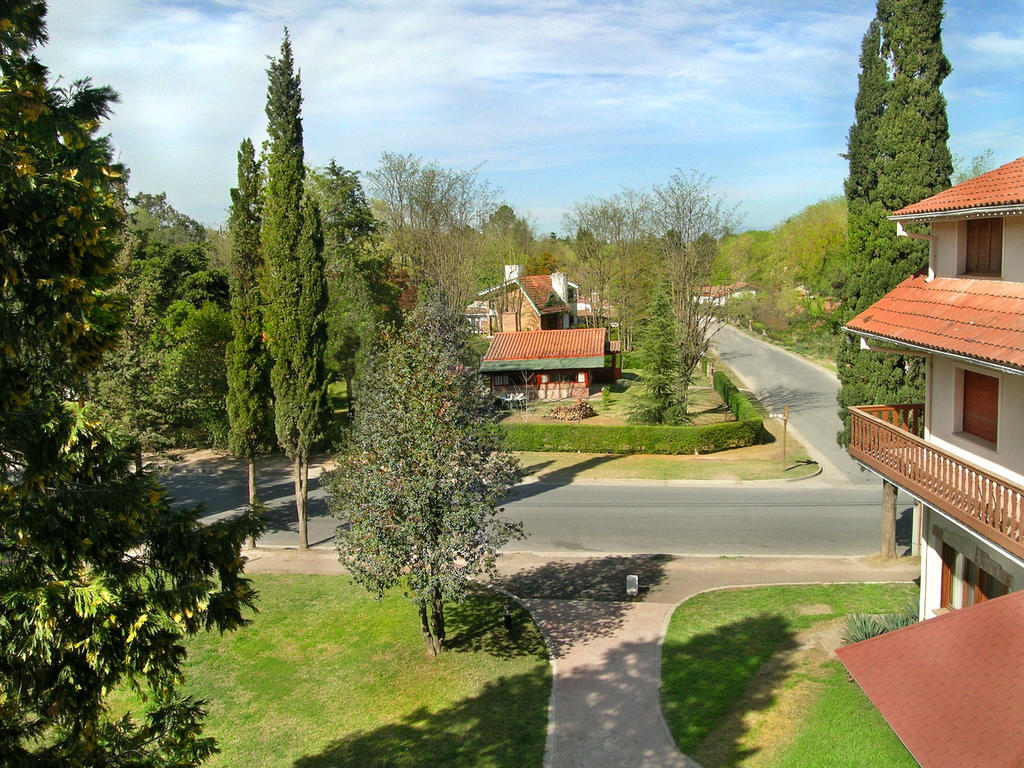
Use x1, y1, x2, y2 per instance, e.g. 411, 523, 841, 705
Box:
471, 265, 580, 334
840, 156, 1024, 766
479, 327, 619, 401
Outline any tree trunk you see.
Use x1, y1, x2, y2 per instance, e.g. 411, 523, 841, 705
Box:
294, 455, 308, 550
247, 455, 258, 550
344, 374, 354, 418
881, 479, 898, 559
136, 445, 144, 476
429, 589, 446, 653
419, 601, 440, 657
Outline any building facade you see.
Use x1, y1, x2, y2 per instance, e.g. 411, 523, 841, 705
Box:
845, 156, 1024, 619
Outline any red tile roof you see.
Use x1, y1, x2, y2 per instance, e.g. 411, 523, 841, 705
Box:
518, 275, 569, 315
844, 275, 1024, 371
892, 156, 1024, 217
837, 591, 1024, 768
483, 328, 606, 361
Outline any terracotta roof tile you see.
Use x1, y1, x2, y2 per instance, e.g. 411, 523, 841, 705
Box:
893, 156, 1024, 217
483, 328, 606, 361
836, 590, 1024, 768
844, 275, 1024, 370
518, 275, 569, 315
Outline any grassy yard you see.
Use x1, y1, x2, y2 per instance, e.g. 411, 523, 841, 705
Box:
114, 575, 550, 768
661, 583, 918, 768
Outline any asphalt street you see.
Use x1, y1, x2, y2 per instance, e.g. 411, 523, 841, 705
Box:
710, 323, 875, 486
160, 326, 902, 555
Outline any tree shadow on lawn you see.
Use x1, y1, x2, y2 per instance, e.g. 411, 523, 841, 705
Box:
661, 613, 798, 767
291, 670, 549, 768
444, 588, 548, 661
491, 554, 671, 658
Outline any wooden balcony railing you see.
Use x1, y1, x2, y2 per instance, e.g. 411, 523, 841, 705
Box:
849, 404, 1024, 560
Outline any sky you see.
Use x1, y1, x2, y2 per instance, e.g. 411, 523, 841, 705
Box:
42, 0, 1024, 235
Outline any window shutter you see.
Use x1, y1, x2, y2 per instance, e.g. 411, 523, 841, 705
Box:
966, 219, 1002, 275
962, 370, 998, 443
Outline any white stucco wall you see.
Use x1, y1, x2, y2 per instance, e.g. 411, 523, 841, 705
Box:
925, 355, 1024, 488
929, 215, 1024, 281
920, 505, 1024, 617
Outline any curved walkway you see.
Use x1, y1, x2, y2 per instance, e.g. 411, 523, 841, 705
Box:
244, 547, 918, 768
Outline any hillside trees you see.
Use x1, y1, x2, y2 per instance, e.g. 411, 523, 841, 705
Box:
0, 5, 259, 764
327, 302, 523, 656
261, 31, 329, 550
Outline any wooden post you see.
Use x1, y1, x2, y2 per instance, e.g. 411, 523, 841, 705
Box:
781, 406, 789, 471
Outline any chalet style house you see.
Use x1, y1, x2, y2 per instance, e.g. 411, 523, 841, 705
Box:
837, 157, 1024, 768
472, 266, 579, 334
480, 327, 620, 401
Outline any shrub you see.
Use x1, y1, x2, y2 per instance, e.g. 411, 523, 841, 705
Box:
713, 370, 761, 422
841, 600, 918, 645
503, 419, 763, 455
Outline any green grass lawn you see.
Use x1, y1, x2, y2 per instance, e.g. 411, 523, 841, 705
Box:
116, 574, 550, 768
661, 583, 918, 768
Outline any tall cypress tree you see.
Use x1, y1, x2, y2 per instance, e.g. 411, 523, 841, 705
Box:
226, 137, 272, 547
837, 0, 952, 447
262, 31, 329, 549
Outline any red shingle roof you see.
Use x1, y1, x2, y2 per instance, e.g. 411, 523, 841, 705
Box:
518, 275, 568, 315
483, 328, 606, 361
836, 591, 1024, 768
892, 156, 1024, 217
844, 275, 1024, 371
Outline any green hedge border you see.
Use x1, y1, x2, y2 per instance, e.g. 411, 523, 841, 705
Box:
502, 370, 764, 455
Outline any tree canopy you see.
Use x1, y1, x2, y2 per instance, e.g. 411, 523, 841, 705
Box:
0, 5, 259, 764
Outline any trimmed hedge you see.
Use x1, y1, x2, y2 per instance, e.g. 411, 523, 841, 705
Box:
713, 370, 761, 421
503, 370, 764, 455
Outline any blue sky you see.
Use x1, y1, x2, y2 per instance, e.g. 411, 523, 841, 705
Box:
43, 0, 1024, 235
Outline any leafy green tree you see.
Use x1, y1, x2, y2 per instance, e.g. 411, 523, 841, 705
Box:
629, 286, 687, 425
837, 0, 952, 446
327, 303, 523, 656
261, 31, 329, 549
306, 161, 392, 410
0, 6, 260, 765
226, 137, 273, 545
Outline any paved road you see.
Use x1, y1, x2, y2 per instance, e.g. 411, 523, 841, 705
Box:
163, 455, 913, 556
711, 323, 874, 486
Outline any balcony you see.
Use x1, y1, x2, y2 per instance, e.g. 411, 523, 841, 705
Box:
849, 404, 1024, 560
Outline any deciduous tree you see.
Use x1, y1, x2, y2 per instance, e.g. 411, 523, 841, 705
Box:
327, 303, 523, 656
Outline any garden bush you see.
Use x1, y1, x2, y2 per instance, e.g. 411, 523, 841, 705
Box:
713, 370, 761, 422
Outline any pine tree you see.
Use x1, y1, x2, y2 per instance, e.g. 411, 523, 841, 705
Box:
629, 286, 687, 425
327, 302, 523, 657
0, 6, 259, 763
226, 137, 272, 547
837, 0, 952, 446
261, 31, 329, 549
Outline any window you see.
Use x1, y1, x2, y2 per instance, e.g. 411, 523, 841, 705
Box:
965, 218, 1002, 275
961, 369, 998, 444
941, 543, 1008, 610
539, 373, 550, 384
576, 372, 587, 384
492, 374, 510, 386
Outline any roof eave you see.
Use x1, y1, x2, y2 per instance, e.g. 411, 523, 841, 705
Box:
842, 326, 1024, 376
888, 203, 1024, 223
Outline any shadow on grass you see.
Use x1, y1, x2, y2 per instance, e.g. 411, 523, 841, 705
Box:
492, 554, 671, 658
661, 613, 797, 766
444, 589, 548, 661
291, 671, 548, 768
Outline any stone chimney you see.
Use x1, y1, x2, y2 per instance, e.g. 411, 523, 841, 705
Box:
550, 271, 568, 302
504, 264, 523, 282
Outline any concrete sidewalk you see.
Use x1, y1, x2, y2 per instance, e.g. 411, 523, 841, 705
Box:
243, 548, 918, 768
